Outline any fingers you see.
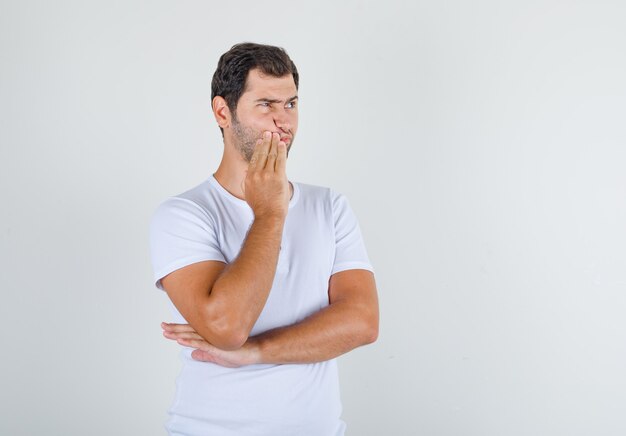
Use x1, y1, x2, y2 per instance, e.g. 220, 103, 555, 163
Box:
265, 134, 279, 170
176, 337, 212, 350
163, 330, 203, 341
161, 322, 196, 333
249, 132, 283, 171
249, 131, 272, 169
176, 338, 210, 350
275, 141, 287, 174
242, 131, 289, 218
191, 349, 216, 362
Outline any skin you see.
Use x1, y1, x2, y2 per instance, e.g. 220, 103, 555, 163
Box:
160, 67, 379, 364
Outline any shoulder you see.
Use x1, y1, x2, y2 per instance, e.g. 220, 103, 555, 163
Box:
292, 181, 347, 205
150, 178, 217, 229
294, 181, 330, 198
291, 183, 363, 240
292, 181, 356, 218
173, 178, 217, 213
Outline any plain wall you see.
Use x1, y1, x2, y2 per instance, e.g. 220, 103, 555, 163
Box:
1, 1, 625, 434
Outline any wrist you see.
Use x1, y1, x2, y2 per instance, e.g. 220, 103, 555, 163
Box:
254, 209, 287, 221
246, 336, 264, 365
253, 213, 286, 230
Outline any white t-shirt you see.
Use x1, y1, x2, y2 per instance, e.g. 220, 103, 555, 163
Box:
149, 175, 373, 436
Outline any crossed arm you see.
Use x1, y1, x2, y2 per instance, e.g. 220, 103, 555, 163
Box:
162, 266, 379, 367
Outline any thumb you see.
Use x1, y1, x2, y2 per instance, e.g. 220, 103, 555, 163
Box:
191, 349, 212, 362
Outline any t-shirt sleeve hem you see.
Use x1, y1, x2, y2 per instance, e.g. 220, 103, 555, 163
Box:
154, 255, 227, 290
331, 261, 375, 276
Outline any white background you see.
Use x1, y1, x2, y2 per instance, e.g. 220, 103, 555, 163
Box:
1, 1, 625, 435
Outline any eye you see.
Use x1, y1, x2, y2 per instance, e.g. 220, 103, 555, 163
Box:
259, 102, 271, 107
286, 101, 297, 109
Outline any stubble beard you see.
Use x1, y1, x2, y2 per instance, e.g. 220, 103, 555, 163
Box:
231, 114, 292, 163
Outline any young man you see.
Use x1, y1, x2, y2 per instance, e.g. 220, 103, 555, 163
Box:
150, 42, 379, 436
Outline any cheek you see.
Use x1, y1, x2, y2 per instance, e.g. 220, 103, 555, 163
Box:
252, 116, 277, 131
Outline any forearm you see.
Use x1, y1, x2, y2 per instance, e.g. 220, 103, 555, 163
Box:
163, 281, 379, 365
252, 300, 378, 364
207, 215, 285, 336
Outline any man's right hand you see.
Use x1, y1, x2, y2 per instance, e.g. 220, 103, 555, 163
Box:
243, 131, 289, 220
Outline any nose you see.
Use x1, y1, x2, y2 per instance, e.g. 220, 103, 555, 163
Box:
273, 110, 292, 133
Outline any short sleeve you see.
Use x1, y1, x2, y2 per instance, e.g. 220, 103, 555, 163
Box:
330, 191, 374, 275
149, 197, 226, 290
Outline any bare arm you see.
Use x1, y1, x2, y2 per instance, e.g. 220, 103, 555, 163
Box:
163, 268, 379, 365
161, 132, 289, 351
255, 269, 379, 363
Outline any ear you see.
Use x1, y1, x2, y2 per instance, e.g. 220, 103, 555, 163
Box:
212, 96, 231, 129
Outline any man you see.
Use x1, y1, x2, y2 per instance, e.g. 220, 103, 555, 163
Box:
150, 42, 379, 436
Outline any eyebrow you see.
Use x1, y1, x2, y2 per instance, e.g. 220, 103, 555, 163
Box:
254, 95, 299, 104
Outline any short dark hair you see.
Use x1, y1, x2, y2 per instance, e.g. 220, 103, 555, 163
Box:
211, 42, 299, 122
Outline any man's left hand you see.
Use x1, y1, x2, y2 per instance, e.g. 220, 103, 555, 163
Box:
162, 322, 261, 368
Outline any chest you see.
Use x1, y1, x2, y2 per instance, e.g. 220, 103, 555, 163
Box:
212, 203, 336, 331
216, 205, 335, 275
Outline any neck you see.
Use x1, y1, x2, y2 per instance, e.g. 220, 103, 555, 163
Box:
213, 144, 248, 200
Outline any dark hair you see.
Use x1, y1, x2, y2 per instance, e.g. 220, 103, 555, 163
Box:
211, 42, 299, 125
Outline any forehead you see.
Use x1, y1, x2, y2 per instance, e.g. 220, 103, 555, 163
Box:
241, 68, 297, 99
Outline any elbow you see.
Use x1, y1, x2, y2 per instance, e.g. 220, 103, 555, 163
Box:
218, 328, 248, 351
206, 319, 249, 351
360, 313, 379, 345
363, 322, 379, 345
202, 306, 249, 351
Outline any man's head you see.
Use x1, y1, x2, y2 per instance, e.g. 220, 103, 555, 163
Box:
211, 42, 299, 162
